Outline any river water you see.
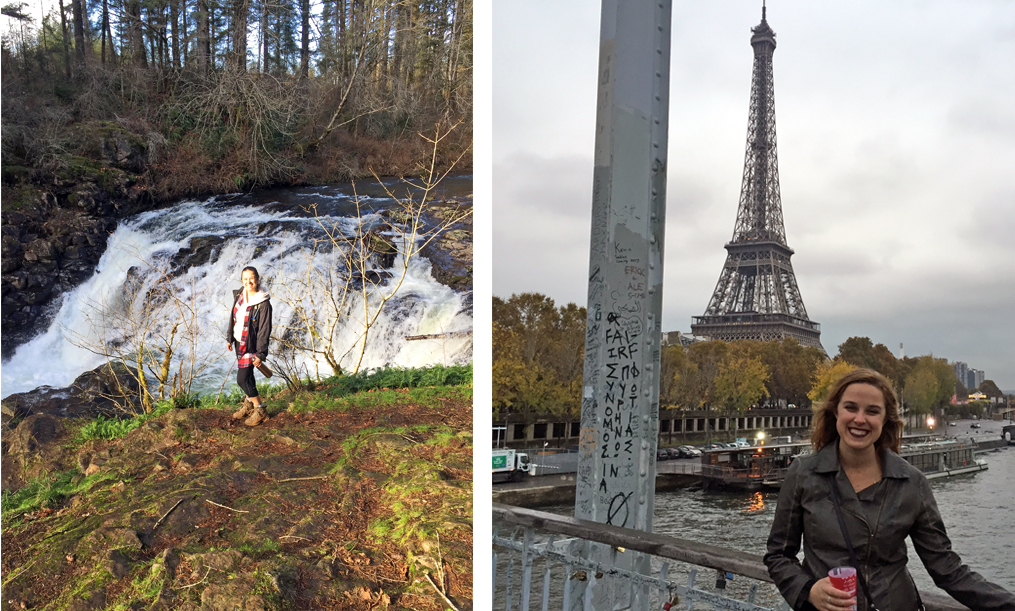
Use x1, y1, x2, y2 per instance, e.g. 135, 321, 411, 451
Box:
523, 445, 1014, 606
1, 178, 473, 398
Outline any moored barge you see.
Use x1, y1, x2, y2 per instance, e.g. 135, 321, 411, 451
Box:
701, 437, 987, 490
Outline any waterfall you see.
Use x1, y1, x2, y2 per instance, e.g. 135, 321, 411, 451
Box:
1, 187, 472, 399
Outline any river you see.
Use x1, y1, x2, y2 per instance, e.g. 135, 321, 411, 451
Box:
521, 445, 1014, 606
1, 178, 473, 398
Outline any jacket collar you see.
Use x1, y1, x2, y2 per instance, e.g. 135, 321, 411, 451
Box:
234, 288, 270, 307
812, 441, 911, 480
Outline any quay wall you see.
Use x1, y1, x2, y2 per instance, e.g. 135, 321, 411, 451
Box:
493, 473, 699, 508
495, 407, 815, 450
974, 438, 1008, 452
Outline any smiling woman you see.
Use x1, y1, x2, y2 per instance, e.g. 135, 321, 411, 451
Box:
226, 266, 273, 427
764, 368, 1015, 611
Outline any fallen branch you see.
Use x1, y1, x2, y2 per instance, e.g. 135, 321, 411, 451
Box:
425, 573, 460, 611
205, 499, 248, 513
280, 535, 311, 541
178, 566, 212, 589
276, 475, 330, 483
153, 497, 187, 532
404, 331, 473, 341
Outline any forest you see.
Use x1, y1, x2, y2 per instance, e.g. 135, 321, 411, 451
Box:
493, 293, 1006, 420
0, 0, 472, 201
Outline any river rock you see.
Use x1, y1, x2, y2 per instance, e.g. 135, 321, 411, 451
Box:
1, 413, 73, 491
0, 362, 142, 422
170, 235, 226, 271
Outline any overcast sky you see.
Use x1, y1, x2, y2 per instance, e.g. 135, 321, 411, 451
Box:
493, 1, 1015, 390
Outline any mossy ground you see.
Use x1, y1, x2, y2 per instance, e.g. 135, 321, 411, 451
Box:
1, 377, 473, 611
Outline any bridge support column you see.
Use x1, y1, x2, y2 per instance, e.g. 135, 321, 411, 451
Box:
575, 0, 672, 609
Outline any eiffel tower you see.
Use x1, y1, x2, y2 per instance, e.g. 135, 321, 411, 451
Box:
691, 5, 823, 351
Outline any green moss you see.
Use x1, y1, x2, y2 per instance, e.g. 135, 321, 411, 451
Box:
103, 558, 168, 611
238, 538, 282, 555
0, 182, 39, 212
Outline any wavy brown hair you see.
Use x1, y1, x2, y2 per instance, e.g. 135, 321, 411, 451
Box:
811, 367, 903, 453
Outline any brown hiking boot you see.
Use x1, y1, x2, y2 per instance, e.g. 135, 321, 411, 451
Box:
244, 403, 268, 427
232, 397, 254, 420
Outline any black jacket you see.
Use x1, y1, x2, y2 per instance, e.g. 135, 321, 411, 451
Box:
765, 443, 1015, 611
226, 289, 272, 361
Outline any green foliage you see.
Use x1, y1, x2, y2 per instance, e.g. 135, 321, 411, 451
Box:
979, 379, 1004, 399
323, 363, 472, 395
836, 336, 903, 385
343, 425, 471, 547
808, 360, 858, 405
238, 538, 282, 555
1, 470, 118, 523
493, 293, 584, 418
714, 356, 770, 413
901, 355, 956, 413
905, 367, 939, 414
78, 400, 176, 442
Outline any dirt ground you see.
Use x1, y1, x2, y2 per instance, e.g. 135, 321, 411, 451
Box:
1, 391, 473, 611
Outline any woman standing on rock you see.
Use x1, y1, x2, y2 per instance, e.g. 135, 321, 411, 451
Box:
226, 266, 272, 426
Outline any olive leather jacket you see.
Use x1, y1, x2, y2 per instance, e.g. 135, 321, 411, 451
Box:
764, 443, 1015, 611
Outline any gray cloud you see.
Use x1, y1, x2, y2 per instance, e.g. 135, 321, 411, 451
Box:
494, 0, 1015, 388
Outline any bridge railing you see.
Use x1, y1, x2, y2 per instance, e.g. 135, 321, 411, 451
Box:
492, 503, 970, 611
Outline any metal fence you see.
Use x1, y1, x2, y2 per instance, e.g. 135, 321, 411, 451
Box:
655, 461, 702, 476
492, 503, 970, 611
526, 449, 581, 477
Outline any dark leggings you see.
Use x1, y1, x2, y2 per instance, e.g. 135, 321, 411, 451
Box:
235, 344, 259, 398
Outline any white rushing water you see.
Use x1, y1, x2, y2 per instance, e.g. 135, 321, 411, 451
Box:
1, 191, 472, 398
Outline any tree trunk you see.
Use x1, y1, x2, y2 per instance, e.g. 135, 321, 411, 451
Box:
126, 0, 147, 67
170, 0, 179, 69
380, 0, 392, 89
299, 0, 310, 79
100, 0, 108, 65
195, 0, 209, 74
58, 0, 71, 77
71, 0, 86, 64
260, 0, 269, 73
232, 0, 248, 71
338, 0, 347, 77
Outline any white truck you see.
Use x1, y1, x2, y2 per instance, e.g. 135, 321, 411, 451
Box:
492, 449, 531, 483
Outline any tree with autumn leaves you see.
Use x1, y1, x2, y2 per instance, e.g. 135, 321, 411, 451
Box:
494, 293, 972, 423
492, 293, 585, 419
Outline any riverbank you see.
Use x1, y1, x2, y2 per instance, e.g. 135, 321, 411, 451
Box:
1, 365, 474, 611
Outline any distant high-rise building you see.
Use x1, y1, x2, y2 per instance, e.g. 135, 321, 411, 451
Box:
953, 361, 968, 387
972, 369, 985, 390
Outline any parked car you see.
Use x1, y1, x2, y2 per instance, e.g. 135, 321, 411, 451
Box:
970, 422, 981, 429
677, 445, 702, 458
665, 447, 682, 459
656, 449, 670, 460
702, 443, 725, 451
949, 421, 957, 426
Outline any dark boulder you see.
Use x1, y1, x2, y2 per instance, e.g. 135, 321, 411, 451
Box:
0, 361, 142, 422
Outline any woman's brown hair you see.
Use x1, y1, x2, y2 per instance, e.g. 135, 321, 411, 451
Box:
811, 367, 903, 453
241, 266, 260, 290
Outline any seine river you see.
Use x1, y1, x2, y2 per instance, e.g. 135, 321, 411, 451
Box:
523, 445, 1014, 606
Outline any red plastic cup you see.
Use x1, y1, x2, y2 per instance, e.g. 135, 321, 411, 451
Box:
828, 566, 857, 611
